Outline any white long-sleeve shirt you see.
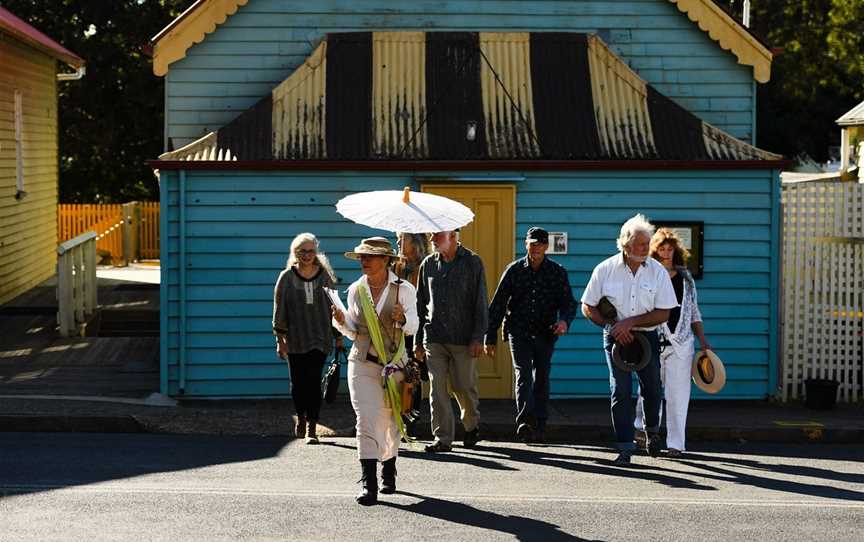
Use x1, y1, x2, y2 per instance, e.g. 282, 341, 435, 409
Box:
333, 271, 418, 361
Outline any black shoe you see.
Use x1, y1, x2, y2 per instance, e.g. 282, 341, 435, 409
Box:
463, 428, 481, 448
534, 430, 546, 445
613, 451, 632, 466
424, 440, 452, 453
634, 431, 647, 450
516, 423, 534, 443
647, 432, 663, 458
380, 458, 397, 494
356, 459, 378, 506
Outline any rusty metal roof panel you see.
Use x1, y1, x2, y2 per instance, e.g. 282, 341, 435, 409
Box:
703, 122, 781, 160
272, 41, 327, 159
480, 32, 540, 159
372, 32, 427, 159
587, 35, 655, 159
187, 31, 779, 164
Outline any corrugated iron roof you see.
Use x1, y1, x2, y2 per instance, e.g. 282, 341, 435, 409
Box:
0, 7, 84, 68
837, 100, 864, 127
177, 31, 780, 162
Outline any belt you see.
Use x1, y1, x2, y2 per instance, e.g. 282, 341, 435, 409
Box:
366, 353, 379, 364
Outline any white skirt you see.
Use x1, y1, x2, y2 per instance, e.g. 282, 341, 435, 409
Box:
348, 360, 400, 461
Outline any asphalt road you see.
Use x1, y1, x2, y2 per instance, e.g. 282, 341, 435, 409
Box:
0, 433, 861, 541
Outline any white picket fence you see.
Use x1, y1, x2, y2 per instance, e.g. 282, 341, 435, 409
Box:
781, 178, 863, 402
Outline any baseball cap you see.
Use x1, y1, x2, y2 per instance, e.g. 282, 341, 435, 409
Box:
525, 227, 549, 244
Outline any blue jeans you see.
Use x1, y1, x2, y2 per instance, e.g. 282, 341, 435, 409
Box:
603, 329, 661, 451
509, 334, 555, 431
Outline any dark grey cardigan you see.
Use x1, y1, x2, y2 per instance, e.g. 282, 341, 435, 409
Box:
272, 266, 338, 355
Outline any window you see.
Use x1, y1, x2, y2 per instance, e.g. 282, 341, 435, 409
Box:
14, 89, 26, 200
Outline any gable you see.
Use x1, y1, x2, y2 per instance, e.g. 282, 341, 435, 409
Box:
151, 0, 248, 76
668, 0, 771, 83
151, 0, 771, 82
160, 31, 779, 162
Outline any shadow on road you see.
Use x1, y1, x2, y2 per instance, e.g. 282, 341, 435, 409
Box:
463, 444, 716, 491
381, 491, 602, 542
462, 443, 864, 502
0, 433, 290, 500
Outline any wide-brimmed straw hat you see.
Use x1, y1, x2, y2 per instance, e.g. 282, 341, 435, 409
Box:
692, 349, 726, 394
611, 332, 652, 372
344, 237, 400, 260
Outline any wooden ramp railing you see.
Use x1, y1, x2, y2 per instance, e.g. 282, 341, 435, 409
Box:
57, 232, 98, 337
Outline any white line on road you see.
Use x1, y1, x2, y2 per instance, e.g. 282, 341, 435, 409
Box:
2, 484, 862, 509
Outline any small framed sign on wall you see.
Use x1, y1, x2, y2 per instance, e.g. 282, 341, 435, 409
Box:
547, 232, 568, 254
652, 221, 704, 279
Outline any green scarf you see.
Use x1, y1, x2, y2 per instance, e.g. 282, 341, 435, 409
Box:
357, 283, 409, 440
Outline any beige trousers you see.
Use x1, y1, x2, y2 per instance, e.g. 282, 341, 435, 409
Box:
425, 342, 480, 446
348, 360, 400, 461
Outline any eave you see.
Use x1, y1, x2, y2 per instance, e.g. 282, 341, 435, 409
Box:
150, 159, 788, 171
150, 0, 248, 76
668, 0, 772, 83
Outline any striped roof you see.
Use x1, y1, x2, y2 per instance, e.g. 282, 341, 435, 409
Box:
162, 32, 779, 163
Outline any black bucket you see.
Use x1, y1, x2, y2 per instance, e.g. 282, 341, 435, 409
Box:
804, 378, 840, 410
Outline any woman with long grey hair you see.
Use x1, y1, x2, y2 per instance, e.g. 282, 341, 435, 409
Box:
272, 232, 341, 444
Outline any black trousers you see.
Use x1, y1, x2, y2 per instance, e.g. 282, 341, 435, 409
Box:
287, 349, 326, 421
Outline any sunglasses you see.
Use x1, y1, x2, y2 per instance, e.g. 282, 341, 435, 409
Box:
295, 249, 317, 256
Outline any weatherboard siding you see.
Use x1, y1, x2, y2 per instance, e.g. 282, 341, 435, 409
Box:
159, 168, 779, 399
0, 35, 59, 305
165, 0, 756, 150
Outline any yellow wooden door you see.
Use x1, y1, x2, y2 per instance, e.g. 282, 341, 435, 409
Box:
421, 184, 515, 399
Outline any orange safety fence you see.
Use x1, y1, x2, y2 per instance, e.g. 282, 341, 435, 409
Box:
139, 202, 160, 259
58, 204, 122, 243
91, 213, 125, 263
58, 202, 161, 263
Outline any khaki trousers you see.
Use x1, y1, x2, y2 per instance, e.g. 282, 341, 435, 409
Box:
425, 342, 480, 446
348, 360, 400, 461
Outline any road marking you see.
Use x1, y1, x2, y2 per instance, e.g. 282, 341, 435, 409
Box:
2, 484, 862, 509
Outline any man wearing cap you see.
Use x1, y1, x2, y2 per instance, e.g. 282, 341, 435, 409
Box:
580, 214, 677, 466
415, 230, 488, 452
484, 227, 576, 444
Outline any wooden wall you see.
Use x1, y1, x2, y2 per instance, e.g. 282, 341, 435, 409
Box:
164, 0, 757, 150
159, 168, 780, 399
0, 36, 59, 305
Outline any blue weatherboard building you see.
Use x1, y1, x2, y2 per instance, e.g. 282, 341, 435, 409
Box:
151, 0, 784, 400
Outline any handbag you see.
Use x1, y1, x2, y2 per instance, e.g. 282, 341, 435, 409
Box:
321, 347, 345, 403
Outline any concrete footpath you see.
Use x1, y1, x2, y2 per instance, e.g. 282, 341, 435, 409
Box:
0, 394, 861, 445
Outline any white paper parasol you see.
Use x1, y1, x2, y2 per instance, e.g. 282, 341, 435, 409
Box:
335, 187, 474, 233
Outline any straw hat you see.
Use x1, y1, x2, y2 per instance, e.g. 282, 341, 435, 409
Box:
692, 349, 726, 394
611, 332, 652, 372
344, 237, 400, 260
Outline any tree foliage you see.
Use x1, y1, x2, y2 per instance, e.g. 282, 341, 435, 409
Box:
751, 0, 864, 162
3, 0, 186, 202
4, 0, 863, 200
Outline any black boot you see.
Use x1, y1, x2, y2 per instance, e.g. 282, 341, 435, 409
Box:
380, 458, 397, 494
356, 459, 378, 506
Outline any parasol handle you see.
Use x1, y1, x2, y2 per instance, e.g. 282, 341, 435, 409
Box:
394, 277, 401, 330
402, 187, 410, 203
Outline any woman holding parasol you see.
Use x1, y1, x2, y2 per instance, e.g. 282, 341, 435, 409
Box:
331, 237, 418, 506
